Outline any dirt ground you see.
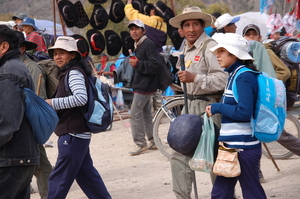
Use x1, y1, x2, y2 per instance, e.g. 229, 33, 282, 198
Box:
31, 118, 300, 199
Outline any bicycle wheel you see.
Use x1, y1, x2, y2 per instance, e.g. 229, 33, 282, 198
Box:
153, 97, 185, 159
262, 113, 300, 159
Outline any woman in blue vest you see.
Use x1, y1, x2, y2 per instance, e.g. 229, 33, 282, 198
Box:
45, 36, 111, 199
205, 33, 267, 199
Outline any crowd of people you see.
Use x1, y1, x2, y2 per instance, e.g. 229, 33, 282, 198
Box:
1, 2, 300, 199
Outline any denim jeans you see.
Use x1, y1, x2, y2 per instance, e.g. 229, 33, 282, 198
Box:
130, 92, 154, 147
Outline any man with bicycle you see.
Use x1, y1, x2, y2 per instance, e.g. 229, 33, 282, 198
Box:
168, 6, 227, 199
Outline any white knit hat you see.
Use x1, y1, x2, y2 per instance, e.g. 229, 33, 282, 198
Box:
210, 33, 254, 60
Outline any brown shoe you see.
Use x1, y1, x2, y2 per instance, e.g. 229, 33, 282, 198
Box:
148, 143, 158, 150
129, 145, 147, 156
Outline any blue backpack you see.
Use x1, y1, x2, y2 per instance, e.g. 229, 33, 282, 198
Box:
232, 67, 286, 143
65, 69, 114, 133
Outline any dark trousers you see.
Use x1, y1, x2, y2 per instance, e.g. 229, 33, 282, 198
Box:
0, 165, 38, 199
211, 145, 267, 199
47, 134, 111, 199
277, 130, 300, 156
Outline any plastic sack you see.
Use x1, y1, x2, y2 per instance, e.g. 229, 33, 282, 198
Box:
116, 89, 124, 106
24, 88, 59, 144
189, 113, 215, 173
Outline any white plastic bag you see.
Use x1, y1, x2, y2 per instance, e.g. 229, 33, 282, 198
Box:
116, 89, 124, 106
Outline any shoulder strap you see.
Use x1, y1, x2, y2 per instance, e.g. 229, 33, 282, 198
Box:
202, 38, 215, 65
231, 66, 260, 102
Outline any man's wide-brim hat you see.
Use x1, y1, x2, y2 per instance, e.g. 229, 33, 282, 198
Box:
88, 0, 107, 4
74, 1, 89, 28
86, 29, 105, 55
105, 30, 122, 56
109, 0, 125, 23
58, 0, 79, 28
169, 6, 215, 29
121, 31, 134, 56
90, 4, 109, 30
71, 34, 90, 58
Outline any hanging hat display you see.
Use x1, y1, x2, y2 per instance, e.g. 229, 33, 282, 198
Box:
86, 29, 105, 55
71, 34, 90, 58
105, 30, 122, 56
58, 0, 79, 28
90, 4, 109, 30
121, 31, 134, 56
74, 1, 90, 28
88, 0, 108, 4
109, 0, 125, 23
132, 0, 148, 14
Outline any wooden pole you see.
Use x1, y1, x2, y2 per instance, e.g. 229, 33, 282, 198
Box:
55, 0, 67, 36
52, 0, 57, 41
263, 143, 280, 172
36, 74, 43, 96
169, 0, 176, 15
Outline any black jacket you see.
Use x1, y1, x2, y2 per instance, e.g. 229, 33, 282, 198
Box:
0, 49, 39, 167
132, 38, 160, 94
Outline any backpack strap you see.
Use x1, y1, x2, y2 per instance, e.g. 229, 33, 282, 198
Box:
202, 38, 214, 66
230, 66, 260, 102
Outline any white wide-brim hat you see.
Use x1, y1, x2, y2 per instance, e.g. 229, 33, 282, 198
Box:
169, 6, 215, 28
48, 36, 81, 59
210, 33, 254, 60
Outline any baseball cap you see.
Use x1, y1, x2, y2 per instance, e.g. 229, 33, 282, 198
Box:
242, 24, 261, 36
128, 19, 145, 29
12, 13, 28, 20
214, 13, 240, 30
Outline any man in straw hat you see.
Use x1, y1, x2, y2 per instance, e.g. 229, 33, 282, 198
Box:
168, 6, 228, 198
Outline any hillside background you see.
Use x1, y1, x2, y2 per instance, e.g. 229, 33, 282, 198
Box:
0, 0, 294, 57
0, 0, 293, 35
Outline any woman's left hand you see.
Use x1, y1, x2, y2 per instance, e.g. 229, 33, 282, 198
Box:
205, 105, 212, 117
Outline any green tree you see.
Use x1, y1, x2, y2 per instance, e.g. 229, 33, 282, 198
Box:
205, 3, 230, 14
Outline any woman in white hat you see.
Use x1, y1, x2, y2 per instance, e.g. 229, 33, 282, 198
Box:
206, 33, 267, 199
45, 36, 111, 199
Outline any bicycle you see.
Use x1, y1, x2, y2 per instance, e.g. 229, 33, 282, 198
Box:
153, 96, 300, 159
152, 95, 184, 159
